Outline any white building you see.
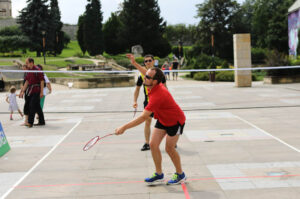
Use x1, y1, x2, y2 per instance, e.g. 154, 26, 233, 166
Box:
0, 0, 11, 18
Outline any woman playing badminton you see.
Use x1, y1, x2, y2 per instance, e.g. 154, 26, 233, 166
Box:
115, 61, 186, 185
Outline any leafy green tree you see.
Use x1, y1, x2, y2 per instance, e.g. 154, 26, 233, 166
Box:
84, 0, 104, 56
252, 0, 293, 53
17, 0, 50, 57
239, 0, 256, 42
103, 13, 124, 55
0, 26, 30, 53
119, 0, 171, 57
195, 0, 243, 60
164, 24, 198, 46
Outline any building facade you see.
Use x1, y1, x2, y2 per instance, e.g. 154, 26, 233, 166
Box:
0, 0, 12, 18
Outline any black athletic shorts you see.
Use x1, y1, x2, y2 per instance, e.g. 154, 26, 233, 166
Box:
155, 120, 185, 137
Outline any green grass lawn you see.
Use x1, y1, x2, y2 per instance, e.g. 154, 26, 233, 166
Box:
22, 40, 85, 59
60, 40, 87, 58
0, 61, 14, 66
0, 41, 96, 78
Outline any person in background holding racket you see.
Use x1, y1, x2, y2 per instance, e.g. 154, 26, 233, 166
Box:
116, 61, 186, 185
133, 54, 167, 151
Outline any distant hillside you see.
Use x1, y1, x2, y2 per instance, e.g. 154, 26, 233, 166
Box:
0, 18, 78, 40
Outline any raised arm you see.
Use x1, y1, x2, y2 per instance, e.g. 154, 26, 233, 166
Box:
126, 54, 147, 75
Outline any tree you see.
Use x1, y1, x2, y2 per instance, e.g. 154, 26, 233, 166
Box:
17, 0, 49, 57
84, 0, 104, 56
119, 0, 171, 57
252, 0, 293, 53
103, 13, 124, 55
77, 15, 87, 55
164, 24, 198, 46
239, 0, 256, 43
49, 0, 64, 56
0, 26, 30, 53
195, 0, 243, 60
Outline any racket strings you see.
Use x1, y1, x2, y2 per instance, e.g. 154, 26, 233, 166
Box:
83, 137, 99, 151
83, 134, 114, 151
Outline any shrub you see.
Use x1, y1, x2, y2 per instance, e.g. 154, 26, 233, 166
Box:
221, 60, 229, 69
265, 50, 293, 76
135, 57, 144, 65
193, 72, 209, 81
192, 70, 265, 82
252, 70, 266, 81
115, 58, 131, 69
215, 71, 234, 81
252, 48, 267, 64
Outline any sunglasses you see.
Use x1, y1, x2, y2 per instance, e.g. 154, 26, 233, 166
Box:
144, 59, 153, 63
145, 75, 154, 80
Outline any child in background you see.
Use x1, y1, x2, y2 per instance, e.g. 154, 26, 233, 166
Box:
6, 86, 23, 120
161, 61, 170, 80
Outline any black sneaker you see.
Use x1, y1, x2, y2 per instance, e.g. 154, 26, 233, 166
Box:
141, 143, 150, 151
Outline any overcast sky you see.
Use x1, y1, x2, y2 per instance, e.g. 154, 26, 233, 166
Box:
12, 0, 245, 25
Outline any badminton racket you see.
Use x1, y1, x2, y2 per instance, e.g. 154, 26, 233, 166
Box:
83, 133, 114, 151
133, 108, 137, 118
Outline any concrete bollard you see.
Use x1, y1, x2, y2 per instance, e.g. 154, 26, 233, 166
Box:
233, 34, 252, 87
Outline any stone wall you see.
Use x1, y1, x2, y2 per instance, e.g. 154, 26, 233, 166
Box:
0, 17, 16, 29
3, 79, 23, 91
264, 75, 300, 84
62, 24, 77, 40
49, 74, 135, 89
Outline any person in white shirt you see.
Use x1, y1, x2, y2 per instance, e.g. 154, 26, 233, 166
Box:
37, 65, 52, 110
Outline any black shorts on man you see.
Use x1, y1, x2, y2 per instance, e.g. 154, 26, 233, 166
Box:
155, 120, 185, 137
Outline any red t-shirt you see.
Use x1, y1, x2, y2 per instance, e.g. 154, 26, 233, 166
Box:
25, 65, 44, 94
145, 83, 185, 126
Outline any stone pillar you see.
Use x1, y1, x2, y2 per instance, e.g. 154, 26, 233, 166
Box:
233, 34, 252, 87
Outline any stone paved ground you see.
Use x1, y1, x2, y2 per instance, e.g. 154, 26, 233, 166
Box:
0, 78, 300, 199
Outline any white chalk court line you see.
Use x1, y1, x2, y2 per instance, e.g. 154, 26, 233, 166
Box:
0, 120, 82, 199
235, 115, 300, 153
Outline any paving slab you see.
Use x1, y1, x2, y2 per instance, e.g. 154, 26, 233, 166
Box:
0, 79, 300, 199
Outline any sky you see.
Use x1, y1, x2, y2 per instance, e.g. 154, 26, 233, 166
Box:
12, 0, 245, 25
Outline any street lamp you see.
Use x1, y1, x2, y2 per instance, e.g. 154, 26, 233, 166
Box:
178, 39, 183, 59
210, 26, 215, 82
42, 31, 46, 64
55, 31, 59, 56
